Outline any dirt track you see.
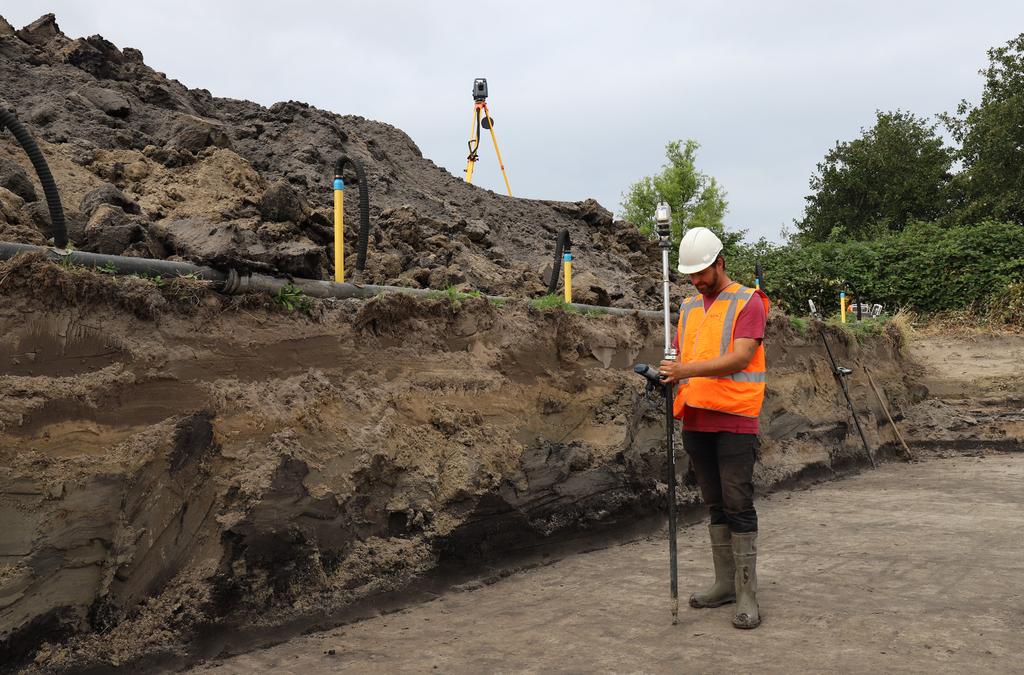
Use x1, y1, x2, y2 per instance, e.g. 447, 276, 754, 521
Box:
191, 453, 1024, 674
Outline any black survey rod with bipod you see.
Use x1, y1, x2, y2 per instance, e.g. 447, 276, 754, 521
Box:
819, 329, 876, 468
632, 200, 680, 624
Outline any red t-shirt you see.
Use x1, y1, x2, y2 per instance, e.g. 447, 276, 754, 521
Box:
673, 288, 767, 434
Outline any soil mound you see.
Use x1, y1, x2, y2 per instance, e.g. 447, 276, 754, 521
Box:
0, 13, 659, 305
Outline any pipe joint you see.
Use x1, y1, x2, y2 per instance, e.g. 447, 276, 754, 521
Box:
220, 268, 253, 295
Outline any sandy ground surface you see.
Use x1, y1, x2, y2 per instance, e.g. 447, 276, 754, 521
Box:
191, 453, 1024, 674
909, 332, 1024, 400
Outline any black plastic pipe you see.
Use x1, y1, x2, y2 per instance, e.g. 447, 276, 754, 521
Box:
0, 241, 226, 281
0, 108, 67, 247
547, 229, 572, 295
334, 155, 371, 272
0, 240, 672, 319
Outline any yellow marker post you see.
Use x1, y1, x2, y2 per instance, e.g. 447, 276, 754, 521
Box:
563, 251, 573, 304
840, 291, 847, 324
333, 176, 344, 282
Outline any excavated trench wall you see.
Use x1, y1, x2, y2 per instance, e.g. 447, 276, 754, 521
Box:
0, 256, 924, 670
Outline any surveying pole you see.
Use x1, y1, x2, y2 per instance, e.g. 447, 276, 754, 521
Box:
656, 201, 680, 624
464, 78, 512, 196
633, 200, 680, 624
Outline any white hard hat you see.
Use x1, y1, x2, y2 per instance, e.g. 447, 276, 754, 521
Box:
677, 227, 724, 274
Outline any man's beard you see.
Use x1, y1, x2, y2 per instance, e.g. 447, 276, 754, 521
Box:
696, 269, 720, 295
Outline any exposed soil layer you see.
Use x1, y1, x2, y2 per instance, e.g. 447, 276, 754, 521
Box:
185, 331, 1024, 674
0, 254, 929, 673
187, 454, 1024, 674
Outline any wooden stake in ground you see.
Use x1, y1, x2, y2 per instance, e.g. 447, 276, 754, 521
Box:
863, 366, 915, 462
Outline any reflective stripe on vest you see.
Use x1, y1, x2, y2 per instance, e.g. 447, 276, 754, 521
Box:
716, 371, 766, 383
718, 287, 755, 355
677, 296, 703, 341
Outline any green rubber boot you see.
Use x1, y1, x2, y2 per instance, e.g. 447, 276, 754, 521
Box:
688, 524, 736, 608
731, 531, 761, 629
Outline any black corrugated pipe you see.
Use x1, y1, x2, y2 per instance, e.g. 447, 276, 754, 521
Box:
334, 155, 371, 272
0, 241, 227, 282
0, 241, 675, 320
547, 229, 572, 295
0, 107, 67, 248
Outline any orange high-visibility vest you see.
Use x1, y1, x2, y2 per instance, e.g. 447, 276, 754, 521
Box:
672, 282, 769, 420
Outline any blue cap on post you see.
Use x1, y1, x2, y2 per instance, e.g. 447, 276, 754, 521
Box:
333, 178, 344, 190
563, 252, 572, 262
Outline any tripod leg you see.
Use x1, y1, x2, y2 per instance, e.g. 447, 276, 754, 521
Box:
482, 105, 512, 196
465, 106, 479, 183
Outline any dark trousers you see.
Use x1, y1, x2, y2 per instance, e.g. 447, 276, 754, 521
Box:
683, 431, 759, 533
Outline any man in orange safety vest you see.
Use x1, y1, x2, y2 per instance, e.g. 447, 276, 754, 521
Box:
659, 226, 769, 630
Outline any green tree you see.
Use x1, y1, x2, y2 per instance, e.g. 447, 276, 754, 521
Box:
620, 139, 733, 260
730, 236, 780, 289
795, 110, 953, 243
943, 32, 1024, 225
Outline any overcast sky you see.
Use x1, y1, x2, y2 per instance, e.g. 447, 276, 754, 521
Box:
7, 2, 1024, 241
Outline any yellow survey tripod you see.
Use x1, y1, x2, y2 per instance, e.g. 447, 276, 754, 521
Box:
464, 78, 512, 196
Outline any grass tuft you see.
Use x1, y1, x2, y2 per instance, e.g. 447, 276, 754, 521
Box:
529, 293, 566, 310
272, 283, 312, 312
425, 285, 482, 309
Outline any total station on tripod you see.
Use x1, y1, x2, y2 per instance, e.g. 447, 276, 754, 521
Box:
464, 77, 512, 196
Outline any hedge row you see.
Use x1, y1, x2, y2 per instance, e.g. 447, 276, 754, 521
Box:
735, 221, 1024, 316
